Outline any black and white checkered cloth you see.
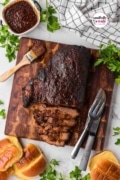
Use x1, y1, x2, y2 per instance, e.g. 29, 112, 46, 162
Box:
50, 0, 120, 47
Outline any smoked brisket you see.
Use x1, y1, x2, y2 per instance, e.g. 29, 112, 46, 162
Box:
31, 104, 80, 146
22, 45, 91, 108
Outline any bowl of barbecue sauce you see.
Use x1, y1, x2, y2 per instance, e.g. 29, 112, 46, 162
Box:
2, 0, 40, 35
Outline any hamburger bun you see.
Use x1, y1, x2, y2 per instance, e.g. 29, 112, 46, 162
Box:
14, 143, 47, 180
0, 168, 13, 180
89, 150, 119, 171
89, 150, 120, 180
0, 136, 23, 171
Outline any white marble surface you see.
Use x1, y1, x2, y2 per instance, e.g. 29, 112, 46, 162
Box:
0, 2, 120, 180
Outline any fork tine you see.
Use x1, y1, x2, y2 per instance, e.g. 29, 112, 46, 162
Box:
88, 90, 103, 114
92, 99, 102, 113
92, 100, 105, 118
88, 98, 98, 113
96, 101, 105, 116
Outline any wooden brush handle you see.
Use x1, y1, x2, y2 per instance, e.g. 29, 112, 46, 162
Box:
0, 56, 30, 82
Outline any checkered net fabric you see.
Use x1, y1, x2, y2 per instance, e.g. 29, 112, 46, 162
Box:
50, 0, 120, 47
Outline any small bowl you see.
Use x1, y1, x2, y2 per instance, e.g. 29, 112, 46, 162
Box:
2, 0, 40, 35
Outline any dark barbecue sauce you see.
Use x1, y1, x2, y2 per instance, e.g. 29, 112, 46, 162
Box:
4, 1, 38, 34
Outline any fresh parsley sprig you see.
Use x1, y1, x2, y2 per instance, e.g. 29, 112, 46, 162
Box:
69, 166, 90, 180
94, 40, 120, 83
39, 159, 63, 180
0, 100, 6, 119
0, 25, 20, 62
40, 0, 61, 32
39, 159, 90, 180
0, 0, 10, 6
113, 127, 120, 145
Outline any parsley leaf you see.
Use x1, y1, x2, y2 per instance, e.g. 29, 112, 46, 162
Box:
0, 25, 20, 62
94, 40, 120, 83
69, 166, 90, 180
113, 127, 120, 145
0, 100, 4, 105
113, 127, 120, 136
39, 159, 90, 180
0, 109, 6, 119
69, 166, 82, 179
82, 174, 91, 180
115, 139, 120, 145
0, 0, 10, 6
0, 100, 6, 119
40, 0, 61, 32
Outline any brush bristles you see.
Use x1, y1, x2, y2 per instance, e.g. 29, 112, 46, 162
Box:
26, 45, 46, 62
26, 50, 37, 62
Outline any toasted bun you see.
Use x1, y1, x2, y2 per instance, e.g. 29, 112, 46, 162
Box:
90, 158, 120, 180
0, 168, 13, 180
89, 150, 120, 180
0, 136, 23, 171
89, 150, 119, 171
14, 143, 47, 180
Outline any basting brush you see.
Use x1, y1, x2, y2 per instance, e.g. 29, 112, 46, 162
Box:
0, 45, 45, 82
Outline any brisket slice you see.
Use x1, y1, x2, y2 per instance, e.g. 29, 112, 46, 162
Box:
22, 45, 91, 108
30, 104, 80, 146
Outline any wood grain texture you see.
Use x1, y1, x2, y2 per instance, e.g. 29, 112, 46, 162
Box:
5, 37, 114, 150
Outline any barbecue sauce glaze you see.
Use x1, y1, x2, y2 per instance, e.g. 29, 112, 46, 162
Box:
4, 1, 38, 34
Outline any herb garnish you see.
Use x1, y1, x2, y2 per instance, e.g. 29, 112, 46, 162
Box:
0, 100, 6, 119
39, 159, 90, 180
41, 0, 61, 32
0, 0, 60, 63
0, 0, 10, 6
0, 25, 20, 62
113, 127, 120, 145
70, 166, 90, 180
94, 40, 120, 83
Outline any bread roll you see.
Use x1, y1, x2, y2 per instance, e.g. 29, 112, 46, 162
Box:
0, 136, 23, 171
0, 168, 13, 180
14, 143, 47, 180
90, 158, 120, 180
89, 150, 119, 171
89, 150, 120, 180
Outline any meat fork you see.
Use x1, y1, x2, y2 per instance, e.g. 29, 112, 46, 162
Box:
71, 88, 106, 159
80, 92, 106, 171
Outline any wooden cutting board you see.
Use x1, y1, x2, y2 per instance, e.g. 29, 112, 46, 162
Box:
5, 37, 114, 150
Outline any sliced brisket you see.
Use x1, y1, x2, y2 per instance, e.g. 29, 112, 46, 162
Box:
31, 104, 80, 146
